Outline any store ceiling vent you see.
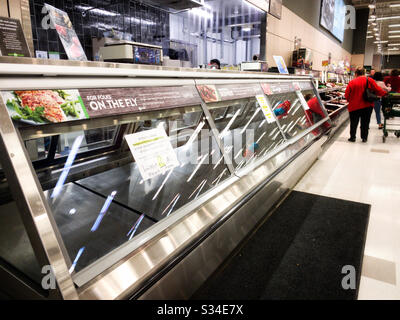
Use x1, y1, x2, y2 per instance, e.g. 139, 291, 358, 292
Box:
144, 0, 204, 11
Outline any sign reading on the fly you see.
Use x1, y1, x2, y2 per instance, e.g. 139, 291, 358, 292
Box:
0, 17, 31, 57
125, 127, 179, 181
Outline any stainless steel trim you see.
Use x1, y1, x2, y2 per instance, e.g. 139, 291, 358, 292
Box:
0, 99, 78, 300
0, 78, 196, 91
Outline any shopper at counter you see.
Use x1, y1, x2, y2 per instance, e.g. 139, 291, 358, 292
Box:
210, 59, 221, 70
345, 67, 387, 143
373, 72, 391, 130
304, 94, 331, 132
384, 69, 400, 92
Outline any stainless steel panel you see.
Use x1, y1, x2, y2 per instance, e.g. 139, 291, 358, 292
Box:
0, 78, 196, 91
0, 58, 312, 80
0, 98, 78, 299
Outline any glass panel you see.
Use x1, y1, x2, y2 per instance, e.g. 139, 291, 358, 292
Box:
20, 108, 231, 273
267, 92, 313, 140
25, 137, 50, 161
0, 164, 42, 286
55, 126, 118, 158
209, 98, 285, 171
302, 90, 330, 136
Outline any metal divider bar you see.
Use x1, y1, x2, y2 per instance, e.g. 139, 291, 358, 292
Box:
0, 99, 78, 300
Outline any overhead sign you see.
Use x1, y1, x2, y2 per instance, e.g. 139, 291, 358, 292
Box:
125, 127, 179, 181
0, 17, 31, 58
245, 0, 270, 13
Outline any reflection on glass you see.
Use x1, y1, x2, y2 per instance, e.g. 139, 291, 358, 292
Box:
210, 98, 284, 170
268, 92, 313, 140
31, 108, 232, 273
303, 90, 331, 135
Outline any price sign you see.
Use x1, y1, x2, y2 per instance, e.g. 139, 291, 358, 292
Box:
256, 95, 275, 124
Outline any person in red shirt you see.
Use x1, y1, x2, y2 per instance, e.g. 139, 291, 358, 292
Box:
384, 69, 400, 92
305, 94, 331, 135
345, 67, 387, 143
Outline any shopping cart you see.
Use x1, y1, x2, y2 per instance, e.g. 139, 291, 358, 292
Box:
381, 93, 400, 143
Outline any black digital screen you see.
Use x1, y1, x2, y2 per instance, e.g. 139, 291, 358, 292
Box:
133, 46, 161, 65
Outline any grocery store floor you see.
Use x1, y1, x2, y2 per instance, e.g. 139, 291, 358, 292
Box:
295, 114, 400, 300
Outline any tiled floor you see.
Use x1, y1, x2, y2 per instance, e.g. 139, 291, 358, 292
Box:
294, 114, 400, 300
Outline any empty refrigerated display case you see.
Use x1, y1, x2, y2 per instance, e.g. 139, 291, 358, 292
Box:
0, 57, 333, 300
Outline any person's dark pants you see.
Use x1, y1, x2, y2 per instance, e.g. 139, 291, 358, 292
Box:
374, 100, 382, 124
349, 107, 373, 140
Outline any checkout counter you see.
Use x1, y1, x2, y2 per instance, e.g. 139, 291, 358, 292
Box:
0, 57, 338, 299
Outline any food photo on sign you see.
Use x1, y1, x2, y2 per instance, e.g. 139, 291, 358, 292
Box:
1, 90, 88, 124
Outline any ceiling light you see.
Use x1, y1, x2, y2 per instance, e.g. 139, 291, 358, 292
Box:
372, 22, 377, 26
389, 30, 400, 33
367, 31, 372, 33
389, 24, 400, 28
370, 14, 376, 19
374, 40, 388, 43
388, 43, 400, 46
388, 48, 399, 51
369, 4, 376, 9
389, 35, 400, 38
367, 36, 373, 38
373, 27, 379, 31
390, 4, 400, 8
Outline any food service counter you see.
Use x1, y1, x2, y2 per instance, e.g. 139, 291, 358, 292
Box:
0, 58, 333, 300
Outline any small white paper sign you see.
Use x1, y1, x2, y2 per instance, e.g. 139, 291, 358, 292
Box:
256, 95, 276, 124
125, 128, 179, 181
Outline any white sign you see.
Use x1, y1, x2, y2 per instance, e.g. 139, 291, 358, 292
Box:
125, 128, 179, 181
256, 95, 276, 123
35, 50, 48, 59
273, 55, 289, 74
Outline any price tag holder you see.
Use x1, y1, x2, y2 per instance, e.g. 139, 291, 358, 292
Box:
125, 127, 179, 181
256, 95, 276, 124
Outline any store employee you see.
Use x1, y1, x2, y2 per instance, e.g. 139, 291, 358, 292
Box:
210, 59, 221, 70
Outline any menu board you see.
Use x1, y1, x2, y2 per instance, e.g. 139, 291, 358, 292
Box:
0, 17, 31, 57
196, 83, 263, 103
44, 4, 87, 61
1, 86, 202, 125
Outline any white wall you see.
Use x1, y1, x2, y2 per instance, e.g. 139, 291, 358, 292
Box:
266, 6, 352, 70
